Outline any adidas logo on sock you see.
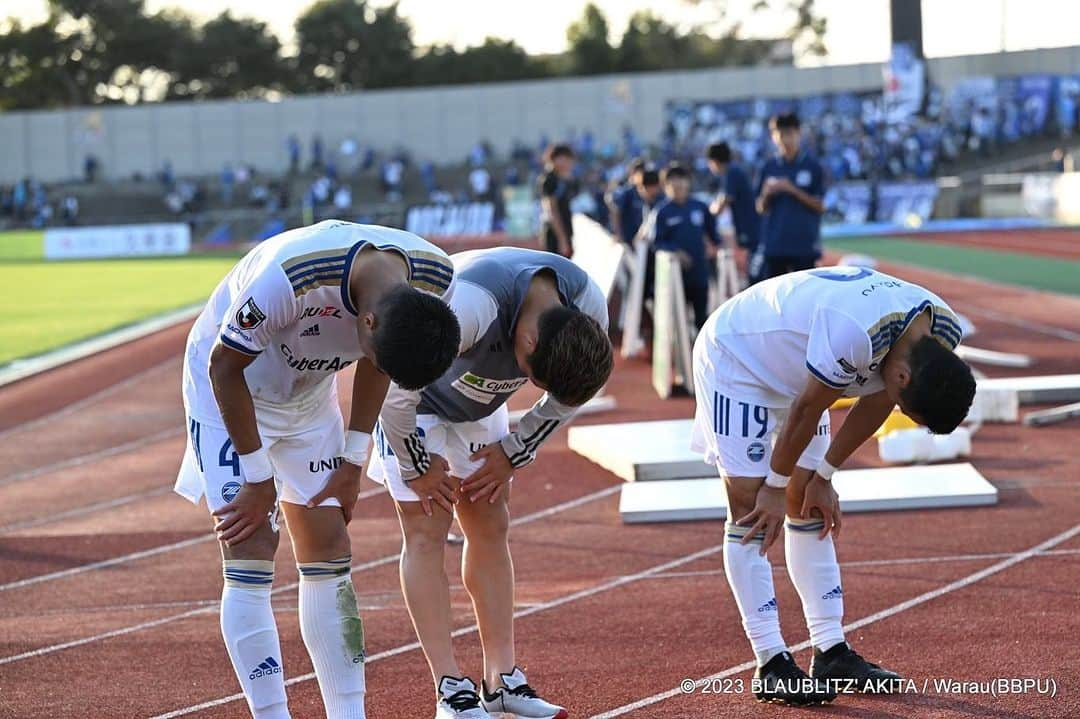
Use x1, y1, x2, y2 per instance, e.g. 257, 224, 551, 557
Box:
757, 597, 778, 613
300, 324, 320, 337
822, 585, 844, 600
249, 656, 282, 680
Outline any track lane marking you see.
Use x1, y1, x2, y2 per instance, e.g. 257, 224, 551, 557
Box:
0, 484, 621, 666
588, 521, 1080, 718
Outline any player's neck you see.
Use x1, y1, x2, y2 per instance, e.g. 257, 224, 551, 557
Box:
517, 273, 561, 333
348, 247, 410, 313
892, 309, 932, 354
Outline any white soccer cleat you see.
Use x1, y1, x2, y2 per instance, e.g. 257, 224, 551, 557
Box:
435, 676, 493, 719
481, 667, 568, 719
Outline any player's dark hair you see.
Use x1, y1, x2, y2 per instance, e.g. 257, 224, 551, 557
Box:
661, 163, 690, 183
628, 157, 647, 176
527, 305, 613, 407
706, 142, 732, 164
545, 143, 575, 164
770, 111, 801, 131
640, 169, 660, 187
372, 285, 460, 391
899, 336, 976, 434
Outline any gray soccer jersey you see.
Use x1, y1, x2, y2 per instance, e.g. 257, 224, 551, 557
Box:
379, 247, 608, 479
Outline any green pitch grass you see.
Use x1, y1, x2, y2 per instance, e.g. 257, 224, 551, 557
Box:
826, 235, 1080, 297
0, 248, 239, 366
0, 229, 46, 261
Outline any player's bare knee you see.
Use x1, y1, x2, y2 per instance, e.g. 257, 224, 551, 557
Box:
455, 493, 509, 542
219, 519, 279, 561
397, 502, 453, 554
281, 503, 351, 563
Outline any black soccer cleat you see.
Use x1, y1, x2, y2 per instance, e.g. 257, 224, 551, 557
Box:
753, 651, 837, 706
810, 642, 904, 694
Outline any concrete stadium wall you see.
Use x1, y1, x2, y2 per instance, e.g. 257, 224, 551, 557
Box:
1, 45, 1078, 184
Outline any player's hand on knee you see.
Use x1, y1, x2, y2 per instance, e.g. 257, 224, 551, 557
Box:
738, 484, 786, 556
410, 454, 455, 517
307, 462, 364, 524
461, 444, 513, 504
801, 474, 841, 540
213, 480, 277, 546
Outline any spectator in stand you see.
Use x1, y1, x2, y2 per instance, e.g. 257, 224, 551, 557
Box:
221, 164, 235, 206
468, 165, 492, 201
707, 141, 761, 283
537, 143, 578, 258
755, 112, 825, 279
62, 195, 79, 225
333, 183, 352, 211
12, 180, 28, 221
84, 155, 99, 183
160, 160, 175, 190
287, 133, 301, 173
381, 159, 404, 201
1051, 147, 1075, 173
420, 161, 438, 198
310, 133, 324, 170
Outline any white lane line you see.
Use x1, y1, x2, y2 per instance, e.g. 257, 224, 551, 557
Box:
0, 428, 182, 487
637, 548, 1080, 581
0, 486, 175, 534
588, 521, 1080, 718
0, 486, 389, 593
149, 536, 723, 718
0, 358, 177, 440
0, 535, 213, 593
0, 483, 621, 667
962, 306, 1080, 343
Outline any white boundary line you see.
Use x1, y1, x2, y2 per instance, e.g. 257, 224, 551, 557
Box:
0, 486, 175, 534
150, 535, 724, 718
0, 428, 181, 487
0, 486, 388, 593
962, 306, 1080, 343
0, 484, 621, 667
0, 304, 200, 388
0, 358, 177, 441
588, 521, 1080, 718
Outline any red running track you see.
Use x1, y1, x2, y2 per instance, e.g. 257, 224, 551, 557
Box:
0, 261, 1077, 718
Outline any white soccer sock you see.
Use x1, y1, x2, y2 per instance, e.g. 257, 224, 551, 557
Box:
220, 560, 291, 719
298, 557, 366, 719
723, 523, 787, 666
785, 516, 845, 652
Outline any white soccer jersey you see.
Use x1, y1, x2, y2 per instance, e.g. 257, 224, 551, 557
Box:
182, 220, 455, 429
697, 266, 962, 407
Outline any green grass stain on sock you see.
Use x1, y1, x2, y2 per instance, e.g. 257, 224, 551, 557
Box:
336, 579, 366, 664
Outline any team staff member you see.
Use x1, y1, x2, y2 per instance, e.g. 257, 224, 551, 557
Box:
706, 141, 761, 284
537, 144, 578, 257
606, 158, 646, 245
370, 247, 612, 719
175, 220, 461, 719
645, 163, 720, 331
691, 266, 975, 705
755, 112, 825, 279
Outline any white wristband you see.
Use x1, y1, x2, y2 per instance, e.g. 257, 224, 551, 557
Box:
764, 469, 790, 489
816, 459, 839, 481
342, 430, 372, 466
238, 447, 274, 483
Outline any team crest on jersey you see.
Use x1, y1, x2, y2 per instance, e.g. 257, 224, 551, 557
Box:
222, 481, 242, 503
235, 297, 267, 330
746, 441, 766, 462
